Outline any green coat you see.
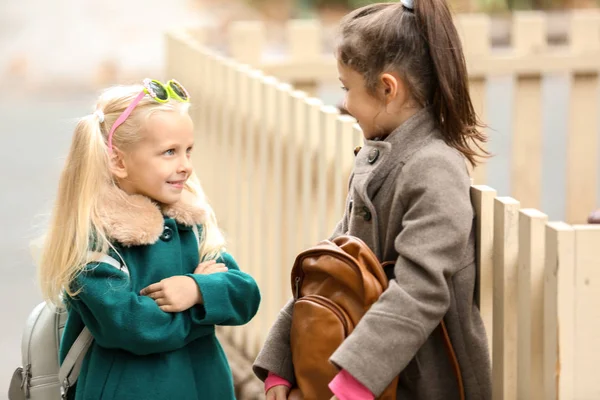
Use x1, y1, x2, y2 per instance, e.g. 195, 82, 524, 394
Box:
59, 187, 261, 400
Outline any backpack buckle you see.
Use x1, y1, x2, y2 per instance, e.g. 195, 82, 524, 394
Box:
61, 378, 70, 399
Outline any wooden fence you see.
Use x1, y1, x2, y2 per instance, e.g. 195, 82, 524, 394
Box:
166, 14, 600, 399
192, 11, 600, 224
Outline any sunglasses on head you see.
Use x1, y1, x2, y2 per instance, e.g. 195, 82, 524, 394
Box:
144, 79, 190, 103
107, 78, 190, 153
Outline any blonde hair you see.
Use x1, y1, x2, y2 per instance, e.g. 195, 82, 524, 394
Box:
39, 85, 225, 305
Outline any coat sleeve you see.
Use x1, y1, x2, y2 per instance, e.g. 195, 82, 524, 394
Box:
68, 262, 216, 356
329, 151, 474, 396
252, 298, 295, 383
186, 252, 261, 326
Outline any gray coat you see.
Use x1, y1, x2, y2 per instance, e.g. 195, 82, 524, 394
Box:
253, 109, 492, 399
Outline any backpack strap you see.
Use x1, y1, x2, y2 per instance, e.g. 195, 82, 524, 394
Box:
58, 327, 93, 395
57, 252, 121, 397
87, 252, 128, 276
439, 321, 465, 400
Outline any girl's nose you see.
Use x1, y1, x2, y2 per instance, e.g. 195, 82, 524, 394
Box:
179, 156, 192, 174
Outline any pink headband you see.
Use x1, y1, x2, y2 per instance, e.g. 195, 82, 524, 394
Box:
107, 90, 146, 154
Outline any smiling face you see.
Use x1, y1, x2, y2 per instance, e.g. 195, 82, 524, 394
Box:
337, 60, 387, 139
113, 110, 195, 205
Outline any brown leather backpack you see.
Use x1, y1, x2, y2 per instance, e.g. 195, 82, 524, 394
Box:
288, 235, 464, 400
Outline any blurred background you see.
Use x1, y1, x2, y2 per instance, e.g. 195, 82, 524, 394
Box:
1, 0, 599, 397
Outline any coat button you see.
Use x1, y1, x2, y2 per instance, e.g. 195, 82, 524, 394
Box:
362, 206, 372, 221
368, 149, 380, 164
160, 226, 173, 242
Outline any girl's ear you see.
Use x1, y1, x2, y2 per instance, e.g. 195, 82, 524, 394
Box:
109, 148, 128, 179
380, 73, 398, 103
380, 72, 408, 106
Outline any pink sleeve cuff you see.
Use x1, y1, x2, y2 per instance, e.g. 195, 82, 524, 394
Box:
329, 369, 375, 400
265, 371, 292, 393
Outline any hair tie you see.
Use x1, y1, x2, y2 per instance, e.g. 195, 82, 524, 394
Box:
401, 0, 414, 9
94, 110, 105, 123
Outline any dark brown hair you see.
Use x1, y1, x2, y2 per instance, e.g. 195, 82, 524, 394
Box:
336, 1, 487, 166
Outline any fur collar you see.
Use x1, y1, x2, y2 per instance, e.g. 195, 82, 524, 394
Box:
98, 185, 206, 246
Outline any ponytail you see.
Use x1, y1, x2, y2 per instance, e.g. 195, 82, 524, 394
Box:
39, 113, 112, 304
413, 0, 487, 165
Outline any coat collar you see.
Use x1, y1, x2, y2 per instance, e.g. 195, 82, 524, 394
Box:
354, 107, 438, 176
97, 185, 206, 247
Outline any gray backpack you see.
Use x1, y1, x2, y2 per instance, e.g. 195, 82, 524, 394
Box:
8, 253, 122, 400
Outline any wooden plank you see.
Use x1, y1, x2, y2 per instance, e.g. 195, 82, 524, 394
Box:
205, 54, 218, 197
566, 71, 599, 223
286, 91, 306, 280
228, 21, 265, 65
302, 98, 323, 248
455, 13, 491, 59
511, 12, 546, 210
334, 115, 356, 228
573, 226, 600, 399
471, 185, 496, 355
493, 197, 520, 400
564, 11, 600, 224
245, 69, 264, 357
469, 77, 488, 185
544, 222, 575, 400
511, 75, 543, 210
273, 82, 293, 309
258, 76, 278, 339
229, 64, 250, 348
456, 14, 490, 184
517, 209, 548, 400
318, 106, 339, 240
569, 10, 600, 54
287, 19, 322, 61
216, 60, 234, 221
513, 12, 547, 56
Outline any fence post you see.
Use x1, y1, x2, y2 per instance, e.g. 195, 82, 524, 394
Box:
259, 76, 279, 334
470, 185, 496, 355
456, 14, 490, 185
228, 21, 266, 66
493, 197, 520, 400
566, 12, 600, 223
512, 12, 546, 210
302, 98, 323, 248
273, 82, 293, 309
319, 105, 340, 238
517, 209, 548, 400
334, 115, 357, 226
544, 222, 575, 400
573, 226, 600, 398
287, 20, 322, 96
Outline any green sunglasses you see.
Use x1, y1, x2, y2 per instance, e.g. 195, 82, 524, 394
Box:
144, 78, 190, 103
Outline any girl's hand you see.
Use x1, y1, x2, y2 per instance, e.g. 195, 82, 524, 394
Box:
266, 385, 289, 400
194, 259, 228, 275
330, 397, 339, 400
140, 276, 202, 312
